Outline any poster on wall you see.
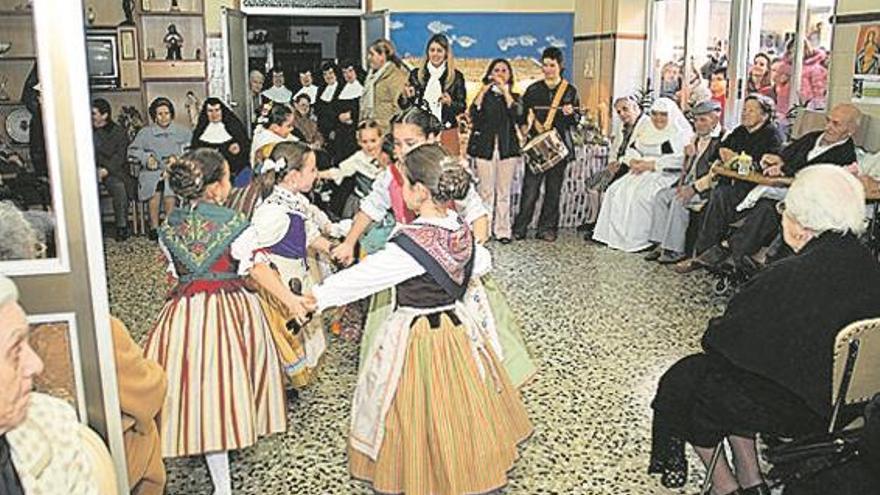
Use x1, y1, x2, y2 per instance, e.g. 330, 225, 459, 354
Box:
390, 12, 574, 96
852, 24, 880, 104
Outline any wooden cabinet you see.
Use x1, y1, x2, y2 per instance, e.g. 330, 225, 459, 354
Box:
137, 0, 207, 126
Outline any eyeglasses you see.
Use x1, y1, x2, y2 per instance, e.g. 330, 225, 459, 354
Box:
775, 201, 786, 215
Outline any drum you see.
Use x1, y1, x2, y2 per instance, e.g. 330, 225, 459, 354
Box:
522, 129, 569, 174
439, 128, 461, 156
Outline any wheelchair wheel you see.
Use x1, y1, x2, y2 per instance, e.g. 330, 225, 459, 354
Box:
713, 275, 731, 297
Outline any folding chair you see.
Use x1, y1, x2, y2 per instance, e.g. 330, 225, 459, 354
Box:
700, 317, 880, 494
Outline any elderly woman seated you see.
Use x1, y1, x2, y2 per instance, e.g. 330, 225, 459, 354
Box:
648, 165, 880, 495
591, 97, 694, 252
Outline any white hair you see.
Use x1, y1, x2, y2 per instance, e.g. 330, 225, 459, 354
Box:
0, 201, 39, 260
785, 165, 866, 236
0, 275, 18, 308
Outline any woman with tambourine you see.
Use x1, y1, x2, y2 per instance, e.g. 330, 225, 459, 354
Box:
467, 58, 524, 244
402, 33, 467, 155
512, 46, 580, 243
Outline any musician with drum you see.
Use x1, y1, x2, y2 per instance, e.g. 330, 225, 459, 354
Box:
512, 47, 580, 243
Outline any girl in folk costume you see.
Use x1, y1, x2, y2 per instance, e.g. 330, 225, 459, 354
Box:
403, 33, 467, 155
250, 141, 348, 386
310, 144, 532, 494
143, 149, 310, 495
191, 97, 251, 179
235, 103, 298, 187
592, 97, 694, 252
333, 108, 538, 388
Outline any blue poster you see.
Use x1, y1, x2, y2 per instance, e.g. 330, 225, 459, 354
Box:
390, 12, 574, 69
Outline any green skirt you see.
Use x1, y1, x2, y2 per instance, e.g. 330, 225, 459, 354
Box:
358, 275, 537, 388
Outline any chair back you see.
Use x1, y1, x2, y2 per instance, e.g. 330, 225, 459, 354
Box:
831, 317, 880, 411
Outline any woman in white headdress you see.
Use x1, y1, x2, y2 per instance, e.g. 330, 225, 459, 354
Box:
592, 97, 694, 252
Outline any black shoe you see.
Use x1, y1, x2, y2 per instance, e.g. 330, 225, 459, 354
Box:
694, 245, 729, 269
576, 221, 596, 233
658, 250, 686, 264
498, 237, 512, 245
537, 231, 557, 242
740, 483, 770, 495
513, 231, 527, 241
114, 226, 131, 242
148, 228, 159, 241
644, 248, 662, 261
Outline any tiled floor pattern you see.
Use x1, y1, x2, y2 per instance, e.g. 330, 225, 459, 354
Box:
105, 231, 720, 494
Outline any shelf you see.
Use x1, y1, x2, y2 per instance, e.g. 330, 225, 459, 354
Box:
0, 100, 24, 106
140, 10, 203, 17
89, 87, 141, 93
0, 10, 32, 16
141, 59, 205, 80
0, 56, 36, 61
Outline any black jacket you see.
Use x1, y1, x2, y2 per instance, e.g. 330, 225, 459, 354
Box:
467, 90, 524, 160
716, 121, 783, 194
315, 83, 345, 140
781, 131, 858, 176
703, 233, 880, 418
404, 67, 467, 129
93, 121, 130, 180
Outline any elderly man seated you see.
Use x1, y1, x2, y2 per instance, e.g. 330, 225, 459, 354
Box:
701, 103, 861, 271
673, 94, 783, 273
649, 166, 880, 495
645, 100, 724, 264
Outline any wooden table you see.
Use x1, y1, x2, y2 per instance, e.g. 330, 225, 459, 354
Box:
711, 165, 880, 201
711, 165, 794, 187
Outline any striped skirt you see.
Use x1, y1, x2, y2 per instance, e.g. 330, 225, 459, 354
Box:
144, 288, 287, 458
349, 313, 533, 495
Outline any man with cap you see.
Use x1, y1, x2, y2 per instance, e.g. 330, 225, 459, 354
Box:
646, 99, 724, 264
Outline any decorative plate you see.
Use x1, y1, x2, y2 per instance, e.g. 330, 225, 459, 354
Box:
5, 107, 31, 144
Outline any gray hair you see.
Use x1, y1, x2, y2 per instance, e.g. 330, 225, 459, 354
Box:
249, 70, 264, 81
785, 165, 866, 236
0, 201, 39, 260
0, 275, 17, 308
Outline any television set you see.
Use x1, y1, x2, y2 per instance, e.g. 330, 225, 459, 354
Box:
86, 31, 120, 89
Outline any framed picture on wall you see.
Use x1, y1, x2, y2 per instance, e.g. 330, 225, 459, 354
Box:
27, 312, 87, 423
120, 29, 136, 60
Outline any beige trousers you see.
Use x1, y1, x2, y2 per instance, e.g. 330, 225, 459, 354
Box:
473, 147, 519, 239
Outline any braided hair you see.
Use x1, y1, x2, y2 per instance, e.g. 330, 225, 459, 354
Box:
168, 148, 226, 201
403, 143, 471, 203
390, 106, 443, 138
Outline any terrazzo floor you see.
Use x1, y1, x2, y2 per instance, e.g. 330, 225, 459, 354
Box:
105, 230, 722, 494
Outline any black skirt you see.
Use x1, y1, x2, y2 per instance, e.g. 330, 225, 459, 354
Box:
648, 353, 825, 488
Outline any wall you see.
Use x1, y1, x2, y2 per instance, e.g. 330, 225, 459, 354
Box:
373, 0, 574, 12
574, 0, 649, 133
206, 0, 238, 35
828, 0, 880, 123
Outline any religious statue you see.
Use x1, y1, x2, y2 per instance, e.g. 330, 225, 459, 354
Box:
120, 0, 135, 26
164, 24, 183, 60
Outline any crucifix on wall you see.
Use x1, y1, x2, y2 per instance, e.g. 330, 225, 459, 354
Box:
296, 29, 309, 43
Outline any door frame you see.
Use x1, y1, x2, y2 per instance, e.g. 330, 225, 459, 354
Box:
222, 6, 250, 128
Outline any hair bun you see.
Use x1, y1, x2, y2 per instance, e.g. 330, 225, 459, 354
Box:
436, 158, 471, 202
168, 157, 206, 201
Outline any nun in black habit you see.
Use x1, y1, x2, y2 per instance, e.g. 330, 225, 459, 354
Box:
191, 97, 251, 177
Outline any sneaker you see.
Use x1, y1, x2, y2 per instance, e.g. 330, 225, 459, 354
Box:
658, 250, 686, 264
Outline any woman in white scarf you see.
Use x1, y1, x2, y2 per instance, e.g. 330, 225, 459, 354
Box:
592, 97, 694, 252
403, 34, 467, 131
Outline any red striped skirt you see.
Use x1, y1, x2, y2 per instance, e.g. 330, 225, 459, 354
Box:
144, 288, 287, 457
